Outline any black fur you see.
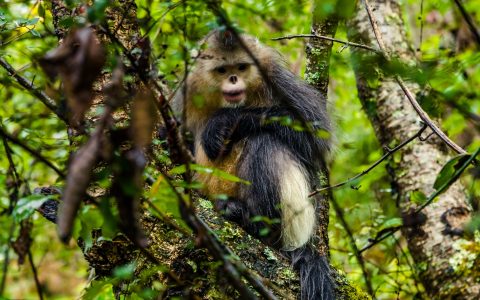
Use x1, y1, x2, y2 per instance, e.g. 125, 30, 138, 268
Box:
289, 246, 335, 300
203, 112, 336, 299
210, 131, 336, 299
201, 106, 330, 177
213, 134, 284, 247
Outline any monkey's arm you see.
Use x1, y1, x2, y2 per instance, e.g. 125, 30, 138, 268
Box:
201, 107, 279, 160
201, 107, 330, 165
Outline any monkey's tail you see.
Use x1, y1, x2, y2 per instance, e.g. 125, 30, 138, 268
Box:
290, 246, 336, 300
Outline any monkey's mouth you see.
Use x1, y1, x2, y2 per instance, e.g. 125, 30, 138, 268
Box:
223, 90, 245, 103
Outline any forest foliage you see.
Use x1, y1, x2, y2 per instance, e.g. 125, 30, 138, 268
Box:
0, 0, 479, 299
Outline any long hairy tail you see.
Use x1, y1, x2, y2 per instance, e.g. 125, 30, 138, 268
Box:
290, 246, 336, 300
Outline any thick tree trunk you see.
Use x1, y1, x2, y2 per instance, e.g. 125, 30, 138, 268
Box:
347, 0, 480, 298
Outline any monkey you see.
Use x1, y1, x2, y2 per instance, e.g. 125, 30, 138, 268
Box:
172, 29, 335, 300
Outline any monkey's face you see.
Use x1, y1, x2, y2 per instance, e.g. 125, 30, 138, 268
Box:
211, 61, 258, 106
186, 32, 271, 111
190, 41, 264, 108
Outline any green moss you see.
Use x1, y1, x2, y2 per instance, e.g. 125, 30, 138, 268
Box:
363, 98, 377, 118
263, 248, 278, 261
305, 71, 323, 85
449, 230, 480, 277
281, 267, 296, 280
198, 198, 213, 209
333, 270, 371, 300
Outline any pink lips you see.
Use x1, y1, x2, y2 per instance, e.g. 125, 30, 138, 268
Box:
223, 90, 245, 103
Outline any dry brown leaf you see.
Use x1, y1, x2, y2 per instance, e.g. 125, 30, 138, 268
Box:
131, 87, 158, 149
57, 133, 101, 242
40, 27, 105, 127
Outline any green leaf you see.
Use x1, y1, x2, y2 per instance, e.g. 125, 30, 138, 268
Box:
434, 154, 470, 190
38, 3, 45, 18
410, 191, 427, 204
113, 262, 136, 280
169, 164, 187, 174
82, 279, 115, 300
25, 17, 39, 25
170, 164, 250, 184
30, 29, 41, 37
87, 0, 109, 23
13, 195, 51, 222
193, 164, 249, 184
58, 16, 75, 28
98, 197, 118, 240
378, 217, 403, 233
78, 206, 104, 250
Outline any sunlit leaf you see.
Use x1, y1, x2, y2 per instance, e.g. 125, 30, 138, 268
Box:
434, 154, 470, 190
13, 195, 51, 222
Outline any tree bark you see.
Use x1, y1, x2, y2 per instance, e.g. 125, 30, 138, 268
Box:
304, 3, 339, 259
347, 0, 480, 298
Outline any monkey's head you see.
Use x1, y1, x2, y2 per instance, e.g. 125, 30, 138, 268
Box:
187, 30, 274, 109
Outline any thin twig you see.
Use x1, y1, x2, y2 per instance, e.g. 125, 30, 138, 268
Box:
363, 0, 387, 53
310, 124, 427, 197
362, 0, 468, 156
359, 230, 396, 254
330, 184, 373, 295
143, 197, 190, 236
2, 134, 21, 211
272, 34, 381, 53
0, 224, 14, 296
158, 167, 273, 299
418, 0, 424, 52
392, 235, 426, 298
0, 136, 21, 296
452, 0, 480, 47
28, 250, 44, 300
0, 127, 65, 177
0, 57, 66, 122
395, 77, 467, 155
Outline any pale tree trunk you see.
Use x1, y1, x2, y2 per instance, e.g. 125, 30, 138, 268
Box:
347, 0, 480, 298
42, 0, 369, 299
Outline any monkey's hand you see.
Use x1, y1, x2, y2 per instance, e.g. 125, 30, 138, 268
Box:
201, 108, 239, 160
201, 107, 292, 160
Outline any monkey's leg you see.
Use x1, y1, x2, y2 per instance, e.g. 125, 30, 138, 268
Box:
214, 197, 245, 225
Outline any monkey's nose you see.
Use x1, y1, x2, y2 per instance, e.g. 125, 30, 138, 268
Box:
229, 75, 238, 84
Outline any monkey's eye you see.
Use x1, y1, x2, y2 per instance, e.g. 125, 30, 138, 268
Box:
238, 63, 249, 71
215, 66, 227, 74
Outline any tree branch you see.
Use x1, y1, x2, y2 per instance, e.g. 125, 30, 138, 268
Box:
0, 57, 66, 122
272, 33, 381, 53
28, 250, 44, 300
0, 126, 65, 178
329, 179, 373, 295
452, 0, 480, 47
